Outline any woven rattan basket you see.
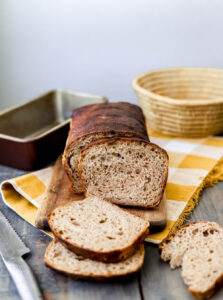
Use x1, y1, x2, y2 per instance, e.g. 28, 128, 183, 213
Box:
133, 68, 223, 137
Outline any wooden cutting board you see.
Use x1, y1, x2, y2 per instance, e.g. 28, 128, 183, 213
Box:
35, 156, 167, 233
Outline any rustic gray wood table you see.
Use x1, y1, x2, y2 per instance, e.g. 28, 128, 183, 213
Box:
0, 164, 223, 300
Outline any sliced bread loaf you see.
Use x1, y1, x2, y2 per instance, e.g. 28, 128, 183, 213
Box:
48, 197, 149, 263
159, 221, 223, 299
44, 240, 145, 281
79, 137, 168, 208
62, 102, 149, 193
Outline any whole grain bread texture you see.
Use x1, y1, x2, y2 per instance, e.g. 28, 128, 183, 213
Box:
44, 240, 145, 281
79, 137, 168, 208
48, 197, 149, 263
62, 102, 149, 193
159, 221, 223, 299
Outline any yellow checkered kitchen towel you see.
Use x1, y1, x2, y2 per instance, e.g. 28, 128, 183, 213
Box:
1, 130, 223, 244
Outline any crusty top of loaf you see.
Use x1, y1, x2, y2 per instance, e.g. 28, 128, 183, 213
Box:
65, 102, 149, 150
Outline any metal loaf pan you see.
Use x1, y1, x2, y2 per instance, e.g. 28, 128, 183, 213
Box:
0, 90, 108, 170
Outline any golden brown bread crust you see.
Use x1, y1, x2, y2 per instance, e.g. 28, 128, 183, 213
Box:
66, 102, 149, 145
78, 137, 169, 208
48, 199, 149, 263
44, 262, 142, 282
190, 273, 223, 300
158, 221, 218, 251
44, 241, 145, 282
55, 229, 148, 263
63, 102, 149, 193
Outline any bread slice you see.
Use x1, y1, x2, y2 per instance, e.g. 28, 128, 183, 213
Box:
48, 197, 149, 263
44, 240, 145, 281
159, 221, 223, 299
62, 102, 149, 194
79, 137, 168, 208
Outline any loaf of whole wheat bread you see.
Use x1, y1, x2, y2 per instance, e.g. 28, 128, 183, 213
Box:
79, 137, 168, 208
48, 196, 149, 262
44, 240, 145, 281
62, 102, 149, 193
159, 221, 223, 299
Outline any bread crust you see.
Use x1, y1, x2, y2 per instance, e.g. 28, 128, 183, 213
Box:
78, 137, 169, 208
44, 241, 145, 282
48, 199, 149, 263
190, 272, 223, 300
159, 221, 223, 299
66, 102, 149, 145
62, 102, 149, 193
158, 221, 220, 251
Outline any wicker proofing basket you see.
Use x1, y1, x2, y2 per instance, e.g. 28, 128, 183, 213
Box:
132, 68, 223, 137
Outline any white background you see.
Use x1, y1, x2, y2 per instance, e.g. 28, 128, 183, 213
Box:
0, 0, 223, 110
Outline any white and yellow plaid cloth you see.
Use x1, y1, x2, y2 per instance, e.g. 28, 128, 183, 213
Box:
1, 130, 223, 244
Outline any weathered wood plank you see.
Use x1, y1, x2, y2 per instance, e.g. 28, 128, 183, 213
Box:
141, 182, 223, 300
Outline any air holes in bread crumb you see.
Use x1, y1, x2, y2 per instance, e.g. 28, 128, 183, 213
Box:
53, 251, 61, 258
106, 236, 115, 240
203, 230, 209, 237
70, 218, 80, 226
192, 229, 198, 235
146, 177, 151, 183
99, 218, 107, 224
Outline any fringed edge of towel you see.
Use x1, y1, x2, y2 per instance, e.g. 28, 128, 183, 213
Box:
168, 156, 223, 236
